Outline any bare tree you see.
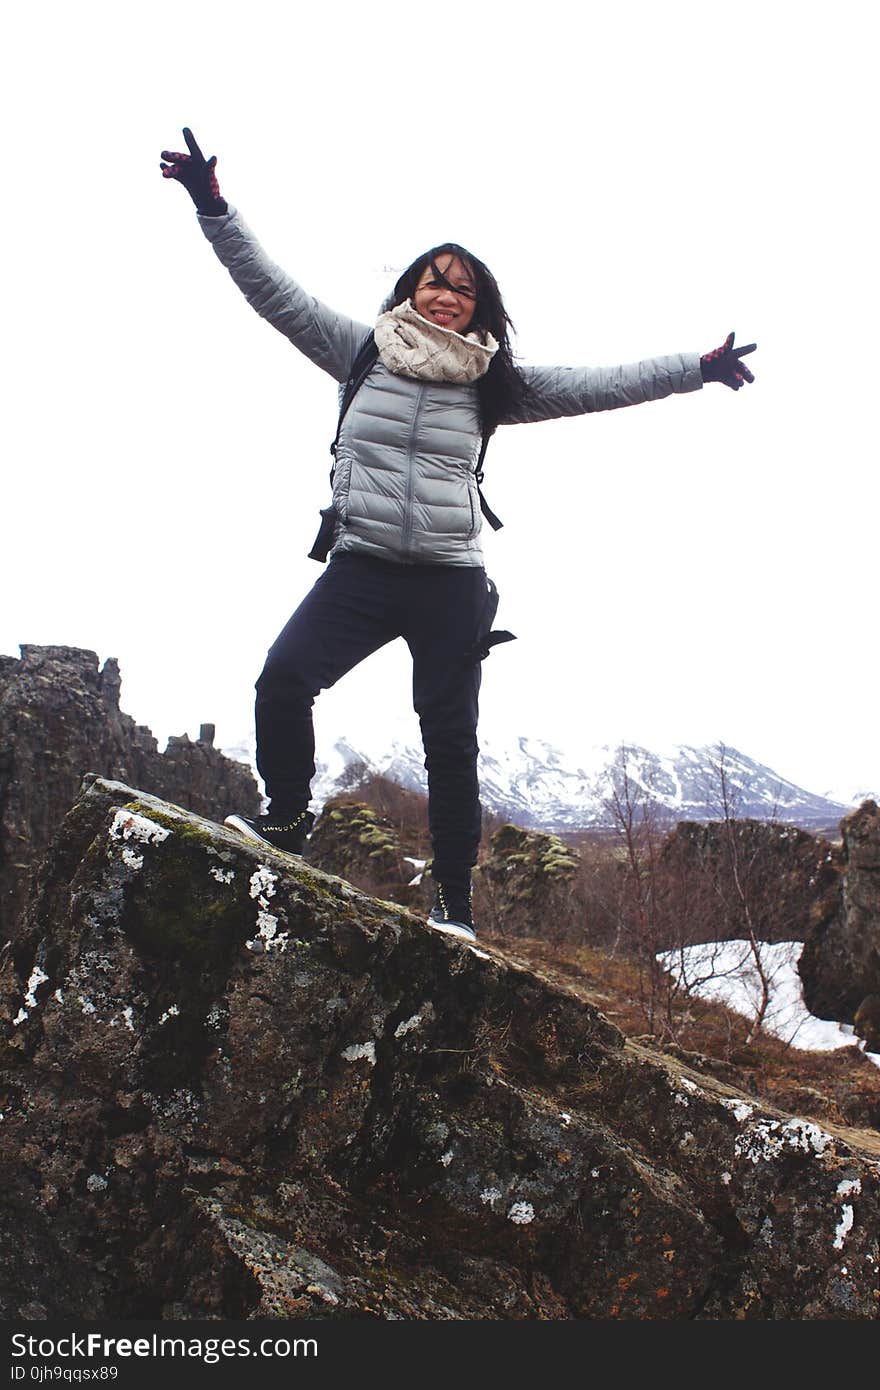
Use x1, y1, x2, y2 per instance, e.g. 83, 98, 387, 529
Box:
600, 745, 681, 1038
594, 741, 829, 1051
702, 744, 779, 1041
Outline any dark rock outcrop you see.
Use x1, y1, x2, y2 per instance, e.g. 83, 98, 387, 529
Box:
307, 798, 422, 909
479, 824, 581, 940
656, 819, 844, 949
800, 801, 880, 1050
0, 645, 260, 941
1, 777, 878, 1320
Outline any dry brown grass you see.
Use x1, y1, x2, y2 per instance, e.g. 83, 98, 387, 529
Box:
487, 931, 880, 1133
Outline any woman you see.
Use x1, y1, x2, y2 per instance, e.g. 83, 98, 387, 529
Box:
160, 129, 756, 944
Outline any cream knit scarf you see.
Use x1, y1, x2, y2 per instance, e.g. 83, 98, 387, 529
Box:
373, 299, 499, 383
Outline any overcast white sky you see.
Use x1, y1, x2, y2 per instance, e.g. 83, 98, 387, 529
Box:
3, 1, 878, 800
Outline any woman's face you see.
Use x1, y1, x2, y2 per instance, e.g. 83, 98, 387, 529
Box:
412, 254, 477, 334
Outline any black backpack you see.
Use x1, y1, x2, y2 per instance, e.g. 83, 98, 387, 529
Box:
308, 332, 502, 562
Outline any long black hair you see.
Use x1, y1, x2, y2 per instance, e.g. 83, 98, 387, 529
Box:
383, 243, 529, 436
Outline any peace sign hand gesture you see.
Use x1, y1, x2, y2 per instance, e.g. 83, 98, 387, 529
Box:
160, 127, 228, 216
700, 332, 757, 390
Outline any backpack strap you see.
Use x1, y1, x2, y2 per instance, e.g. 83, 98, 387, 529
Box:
329, 332, 380, 481
474, 433, 503, 531
309, 332, 379, 562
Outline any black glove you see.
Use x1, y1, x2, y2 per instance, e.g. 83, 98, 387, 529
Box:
700, 332, 757, 390
160, 127, 228, 216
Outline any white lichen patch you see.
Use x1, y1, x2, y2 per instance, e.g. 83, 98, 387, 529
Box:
830, 1180, 861, 1254
677, 1076, 699, 1094
559, 1112, 572, 1126
440, 1150, 454, 1167
837, 1178, 862, 1197
244, 866, 288, 951
245, 909, 289, 954
341, 1041, 376, 1066
735, 1117, 832, 1164
12, 1008, 27, 1027
833, 1206, 855, 1250
158, 1005, 180, 1025
394, 1003, 435, 1038
122, 1006, 135, 1032
121, 847, 144, 870
23, 965, 49, 1010
80, 998, 97, 1016
674, 1093, 690, 1107
480, 1187, 502, 1207
210, 866, 235, 884
109, 809, 171, 847
720, 1097, 754, 1122
86, 1174, 109, 1193
508, 1201, 536, 1225
721, 1171, 732, 1185
394, 1013, 422, 1037
249, 864, 278, 905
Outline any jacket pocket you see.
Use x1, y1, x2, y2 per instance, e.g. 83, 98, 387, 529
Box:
467, 480, 477, 538
331, 453, 353, 523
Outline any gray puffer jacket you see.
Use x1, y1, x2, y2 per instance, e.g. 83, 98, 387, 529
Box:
199, 208, 703, 566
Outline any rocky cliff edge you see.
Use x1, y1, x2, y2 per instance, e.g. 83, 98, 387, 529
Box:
0, 644, 261, 941
1, 778, 878, 1320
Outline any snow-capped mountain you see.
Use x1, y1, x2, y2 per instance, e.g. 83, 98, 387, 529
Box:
222, 730, 855, 833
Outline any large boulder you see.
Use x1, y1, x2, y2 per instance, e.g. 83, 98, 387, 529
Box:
656, 819, 843, 948
307, 798, 422, 908
0, 644, 259, 941
799, 801, 880, 1050
478, 824, 581, 940
1, 778, 878, 1320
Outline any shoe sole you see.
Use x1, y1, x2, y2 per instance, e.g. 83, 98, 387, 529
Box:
224, 815, 267, 844
427, 916, 477, 944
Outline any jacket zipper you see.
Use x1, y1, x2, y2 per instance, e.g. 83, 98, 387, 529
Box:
401, 384, 426, 560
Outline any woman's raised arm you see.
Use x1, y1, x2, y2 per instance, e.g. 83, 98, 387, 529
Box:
160, 127, 370, 383
502, 334, 756, 425
504, 352, 703, 424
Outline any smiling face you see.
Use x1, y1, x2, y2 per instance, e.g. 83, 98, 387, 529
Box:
412, 254, 477, 334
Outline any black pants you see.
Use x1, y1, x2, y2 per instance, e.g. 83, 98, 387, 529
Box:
254, 554, 491, 884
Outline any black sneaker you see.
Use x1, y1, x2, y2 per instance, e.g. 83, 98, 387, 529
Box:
224, 809, 315, 855
427, 883, 477, 943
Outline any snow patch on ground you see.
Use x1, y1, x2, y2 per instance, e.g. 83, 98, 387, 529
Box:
658, 940, 880, 1068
